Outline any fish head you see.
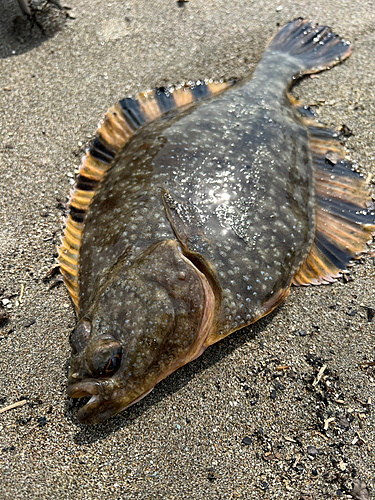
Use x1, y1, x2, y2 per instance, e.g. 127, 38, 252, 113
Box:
67, 239, 215, 424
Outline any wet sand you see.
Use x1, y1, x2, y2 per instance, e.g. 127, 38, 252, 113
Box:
1, 1, 374, 498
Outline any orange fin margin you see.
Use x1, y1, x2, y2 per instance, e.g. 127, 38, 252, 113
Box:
57, 80, 237, 312
293, 108, 375, 286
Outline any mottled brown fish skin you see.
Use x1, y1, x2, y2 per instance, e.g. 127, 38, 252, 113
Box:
79, 56, 314, 336
65, 20, 358, 424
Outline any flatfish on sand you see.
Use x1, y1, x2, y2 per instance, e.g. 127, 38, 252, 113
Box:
58, 19, 375, 424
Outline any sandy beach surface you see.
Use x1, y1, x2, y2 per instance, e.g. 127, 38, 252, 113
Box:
1, 1, 375, 498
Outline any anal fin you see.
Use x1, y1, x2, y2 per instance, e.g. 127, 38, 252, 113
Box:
292, 112, 375, 286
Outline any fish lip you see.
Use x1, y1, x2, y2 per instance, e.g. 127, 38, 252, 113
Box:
67, 378, 118, 424
67, 378, 102, 399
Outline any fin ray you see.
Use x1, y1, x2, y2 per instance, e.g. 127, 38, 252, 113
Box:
293, 113, 375, 286
267, 18, 351, 75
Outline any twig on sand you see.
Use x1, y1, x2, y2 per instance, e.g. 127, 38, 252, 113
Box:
0, 400, 28, 414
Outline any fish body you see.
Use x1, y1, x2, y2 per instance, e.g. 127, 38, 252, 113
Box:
58, 19, 374, 424
80, 68, 313, 336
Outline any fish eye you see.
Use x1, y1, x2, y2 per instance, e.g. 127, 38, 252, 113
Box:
88, 338, 122, 377
70, 319, 92, 353
104, 352, 121, 374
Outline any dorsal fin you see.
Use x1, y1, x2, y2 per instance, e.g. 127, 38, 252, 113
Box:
292, 107, 375, 286
57, 79, 236, 312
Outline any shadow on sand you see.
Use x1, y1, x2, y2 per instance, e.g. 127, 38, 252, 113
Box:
0, 0, 67, 59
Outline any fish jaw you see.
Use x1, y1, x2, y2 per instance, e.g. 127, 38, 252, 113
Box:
67, 377, 122, 424
67, 240, 215, 424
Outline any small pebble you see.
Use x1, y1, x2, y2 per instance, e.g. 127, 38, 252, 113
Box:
337, 416, 350, 430
307, 446, 318, 456
325, 151, 339, 165
349, 479, 370, 500
260, 481, 268, 491
23, 320, 36, 328
37, 417, 47, 428
241, 436, 252, 446
338, 461, 347, 471
366, 307, 375, 322
0, 311, 9, 324
347, 309, 357, 317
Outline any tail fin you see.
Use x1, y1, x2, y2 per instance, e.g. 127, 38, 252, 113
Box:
267, 18, 352, 75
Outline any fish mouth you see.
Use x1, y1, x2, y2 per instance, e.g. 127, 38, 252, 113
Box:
67, 378, 118, 424
67, 378, 153, 424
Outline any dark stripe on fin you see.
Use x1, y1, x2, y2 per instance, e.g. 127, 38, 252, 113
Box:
317, 197, 374, 225
76, 175, 100, 191
314, 156, 360, 179
119, 97, 146, 128
293, 113, 375, 286
190, 81, 210, 99
267, 18, 351, 75
58, 79, 236, 312
89, 137, 115, 163
314, 232, 352, 270
69, 206, 86, 223
155, 88, 175, 113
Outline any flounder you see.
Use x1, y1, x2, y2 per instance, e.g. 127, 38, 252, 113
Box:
58, 19, 375, 424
